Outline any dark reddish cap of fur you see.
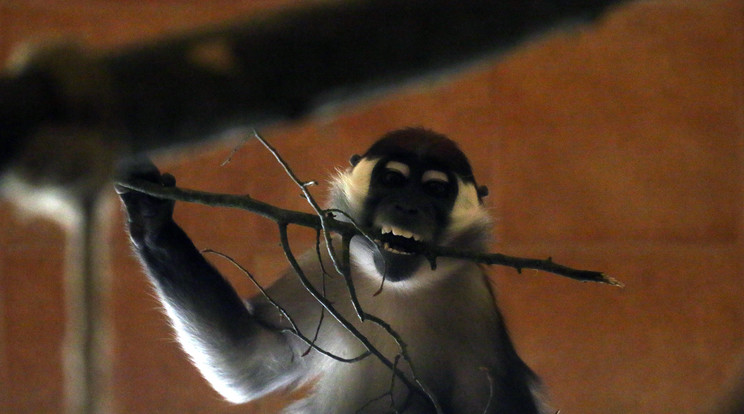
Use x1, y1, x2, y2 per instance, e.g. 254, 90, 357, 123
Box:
363, 127, 476, 183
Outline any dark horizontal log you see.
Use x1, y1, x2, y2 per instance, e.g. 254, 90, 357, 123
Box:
0, 0, 623, 170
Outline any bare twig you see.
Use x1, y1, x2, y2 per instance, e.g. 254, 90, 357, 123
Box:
115, 177, 620, 287
252, 131, 444, 412
219, 130, 252, 166
431, 250, 623, 287
202, 248, 370, 364
118, 175, 625, 287
249, 130, 362, 312
249, 129, 342, 271
304, 229, 330, 357
325, 208, 389, 296
116, 177, 323, 229
275, 223, 436, 409
480, 367, 494, 414
356, 355, 404, 414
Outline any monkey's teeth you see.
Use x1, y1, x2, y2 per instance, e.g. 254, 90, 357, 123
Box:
380, 225, 422, 242
383, 242, 413, 255
392, 227, 414, 239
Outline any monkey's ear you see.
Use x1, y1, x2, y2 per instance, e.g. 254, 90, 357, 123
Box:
477, 185, 489, 198
349, 154, 362, 167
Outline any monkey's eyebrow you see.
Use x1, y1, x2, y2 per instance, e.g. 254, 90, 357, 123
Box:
384, 161, 410, 177
422, 170, 449, 183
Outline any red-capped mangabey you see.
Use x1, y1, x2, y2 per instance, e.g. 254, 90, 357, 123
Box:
117, 128, 547, 413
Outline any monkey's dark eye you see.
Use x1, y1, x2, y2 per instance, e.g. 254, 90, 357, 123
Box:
380, 161, 410, 187
422, 170, 451, 198
381, 170, 407, 187
423, 180, 450, 198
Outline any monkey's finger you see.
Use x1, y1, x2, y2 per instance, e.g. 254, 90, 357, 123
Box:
114, 156, 162, 195
160, 173, 176, 188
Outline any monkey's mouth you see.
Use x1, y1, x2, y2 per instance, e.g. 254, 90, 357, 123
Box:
374, 225, 424, 256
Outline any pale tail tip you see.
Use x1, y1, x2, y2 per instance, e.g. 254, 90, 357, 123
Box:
603, 274, 625, 288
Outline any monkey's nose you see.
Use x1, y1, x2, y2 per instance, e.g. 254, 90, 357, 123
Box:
394, 204, 419, 216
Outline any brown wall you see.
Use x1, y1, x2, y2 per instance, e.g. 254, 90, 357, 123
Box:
1, 0, 743, 413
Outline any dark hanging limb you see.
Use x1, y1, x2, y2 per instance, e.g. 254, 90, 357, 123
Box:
0, 0, 626, 177
62, 195, 113, 414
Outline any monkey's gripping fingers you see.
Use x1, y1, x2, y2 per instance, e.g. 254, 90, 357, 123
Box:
115, 159, 177, 249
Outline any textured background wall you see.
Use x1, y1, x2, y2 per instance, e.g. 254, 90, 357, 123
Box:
1, 0, 742, 413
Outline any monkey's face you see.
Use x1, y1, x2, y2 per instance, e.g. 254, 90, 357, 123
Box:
362, 157, 456, 281
330, 129, 491, 286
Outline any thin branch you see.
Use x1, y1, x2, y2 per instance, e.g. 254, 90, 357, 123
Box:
431, 250, 623, 287
116, 177, 323, 230
480, 367, 494, 414
325, 208, 389, 296
202, 249, 370, 364
250, 130, 356, 309
219, 129, 252, 166
115, 177, 621, 287
388, 355, 403, 412
275, 222, 436, 409
303, 228, 330, 358
252, 131, 444, 412
356, 354, 404, 414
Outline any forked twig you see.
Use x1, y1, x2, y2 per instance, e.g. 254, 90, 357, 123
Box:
304, 228, 330, 357
252, 130, 444, 412
249, 130, 363, 312
276, 223, 438, 410
202, 248, 370, 364
356, 355, 404, 414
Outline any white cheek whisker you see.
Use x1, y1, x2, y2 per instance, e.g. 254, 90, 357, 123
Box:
329, 158, 378, 219
444, 178, 492, 243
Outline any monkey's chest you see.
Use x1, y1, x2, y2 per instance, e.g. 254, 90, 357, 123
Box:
291, 306, 462, 413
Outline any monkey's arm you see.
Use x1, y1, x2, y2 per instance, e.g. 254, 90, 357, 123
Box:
117, 164, 305, 402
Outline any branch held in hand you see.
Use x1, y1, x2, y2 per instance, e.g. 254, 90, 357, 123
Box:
115, 176, 621, 287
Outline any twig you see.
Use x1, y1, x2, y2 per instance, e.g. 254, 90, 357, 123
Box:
251, 125, 442, 409
202, 248, 370, 364
325, 208, 389, 296
219, 129, 252, 166
431, 250, 623, 287
115, 177, 621, 287
249, 130, 360, 312
356, 355, 404, 414
275, 223, 436, 409
252, 130, 444, 412
116, 177, 323, 229
303, 228, 329, 357
480, 367, 494, 414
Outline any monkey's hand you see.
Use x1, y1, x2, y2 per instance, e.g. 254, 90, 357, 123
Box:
115, 160, 176, 250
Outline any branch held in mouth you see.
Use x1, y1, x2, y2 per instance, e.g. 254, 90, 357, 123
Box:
115, 176, 621, 288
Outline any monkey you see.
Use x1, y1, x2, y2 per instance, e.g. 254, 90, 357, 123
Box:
117, 127, 547, 413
